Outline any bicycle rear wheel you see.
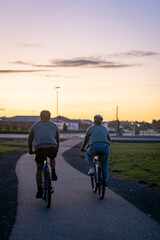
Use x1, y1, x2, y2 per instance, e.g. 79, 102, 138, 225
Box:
98, 167, 105, 199
44, 173, 51, 208
91, 165, 97, 192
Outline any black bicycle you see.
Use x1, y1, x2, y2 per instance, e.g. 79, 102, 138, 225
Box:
91, 153, 105, 199
31, 151, 53, 208
43, 158, 53, 208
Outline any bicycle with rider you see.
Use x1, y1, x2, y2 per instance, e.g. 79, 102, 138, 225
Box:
28, 110, 59, 198
81, 115, 110, 186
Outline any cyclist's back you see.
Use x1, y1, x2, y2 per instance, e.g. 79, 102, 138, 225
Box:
30, 120, 58, 149
86, 124, 110, 147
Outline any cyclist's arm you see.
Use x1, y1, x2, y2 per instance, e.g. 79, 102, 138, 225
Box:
28, 128, 34, 154
107, 131, 111, 148
108, 133, 111, 144
55, 129, 59, 151
81, 130, 91, 150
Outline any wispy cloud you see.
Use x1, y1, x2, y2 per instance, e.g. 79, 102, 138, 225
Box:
9, 58, 139, 69
10, 57, 138, 69
10, 61, 54, 68
10, 50, 158, 70
51, 58, 106, 67
0, 70, 50, 74
0, 108, 6, 110
50, 57, 138, 68
110, 50, 159, 58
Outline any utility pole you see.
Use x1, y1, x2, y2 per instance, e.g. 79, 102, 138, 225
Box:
55, 86, 60, 127
116, 105, 119, 136
116, 105, 118, 121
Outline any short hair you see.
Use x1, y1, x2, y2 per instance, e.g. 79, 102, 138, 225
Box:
40, 110, 51, 120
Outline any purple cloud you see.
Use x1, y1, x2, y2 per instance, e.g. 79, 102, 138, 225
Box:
0, 70, 50, 73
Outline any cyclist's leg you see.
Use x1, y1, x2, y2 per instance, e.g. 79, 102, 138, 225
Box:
47, 147, 58, 181
50, 158, 55, 168
87, 145, 97, 175
50, 158, 57, 180
36, 163, 43, 188
101, 146, 110, 185
86, 145, 96, 165
35, 148, 45, 198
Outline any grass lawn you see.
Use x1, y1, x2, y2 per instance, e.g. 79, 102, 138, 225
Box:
109, 143, 160, 191
0, 140, 28, 154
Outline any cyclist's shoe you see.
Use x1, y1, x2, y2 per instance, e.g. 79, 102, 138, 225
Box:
51, 170, 58, 181
88, 167, 95, 176
36, 189, 43, 198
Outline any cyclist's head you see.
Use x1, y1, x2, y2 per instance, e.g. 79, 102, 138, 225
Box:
94, 114, 103, 125
40, 110, 51, 121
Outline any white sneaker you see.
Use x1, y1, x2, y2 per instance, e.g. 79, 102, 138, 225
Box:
88, 167, 95, 176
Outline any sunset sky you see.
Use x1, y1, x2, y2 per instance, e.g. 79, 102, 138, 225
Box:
0, 0, 160, 122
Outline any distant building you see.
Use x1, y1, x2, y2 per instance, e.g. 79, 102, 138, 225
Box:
103, 122, 115, 133
0, 116, 91, 131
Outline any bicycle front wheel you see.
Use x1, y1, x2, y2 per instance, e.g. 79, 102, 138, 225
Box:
44, 173, 51, 208
98, 167, 105, 199
91, 165, 97, 192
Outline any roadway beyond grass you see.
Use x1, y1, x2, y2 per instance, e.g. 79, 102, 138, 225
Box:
109, 143, 160, 191
0, 140, 28, 154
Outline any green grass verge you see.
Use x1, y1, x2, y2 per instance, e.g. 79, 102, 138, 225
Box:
0, 129, 29, 134
139, 130, 160, 134
109, 143, 160, 191
0, 140, 28, 154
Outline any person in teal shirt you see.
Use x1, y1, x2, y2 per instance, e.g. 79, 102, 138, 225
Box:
81, 115, 110, 186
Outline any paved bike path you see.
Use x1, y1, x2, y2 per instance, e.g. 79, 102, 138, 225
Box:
9, 138, 160, 240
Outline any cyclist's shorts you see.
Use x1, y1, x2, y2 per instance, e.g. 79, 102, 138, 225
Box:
35, 147, 58, 165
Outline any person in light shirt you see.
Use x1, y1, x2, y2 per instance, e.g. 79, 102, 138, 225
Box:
28, 110, 59, 198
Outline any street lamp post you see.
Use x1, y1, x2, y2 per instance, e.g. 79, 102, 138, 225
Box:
116, 105, 119, 136
111, 106, 119, 136
55, 86, 60, 127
